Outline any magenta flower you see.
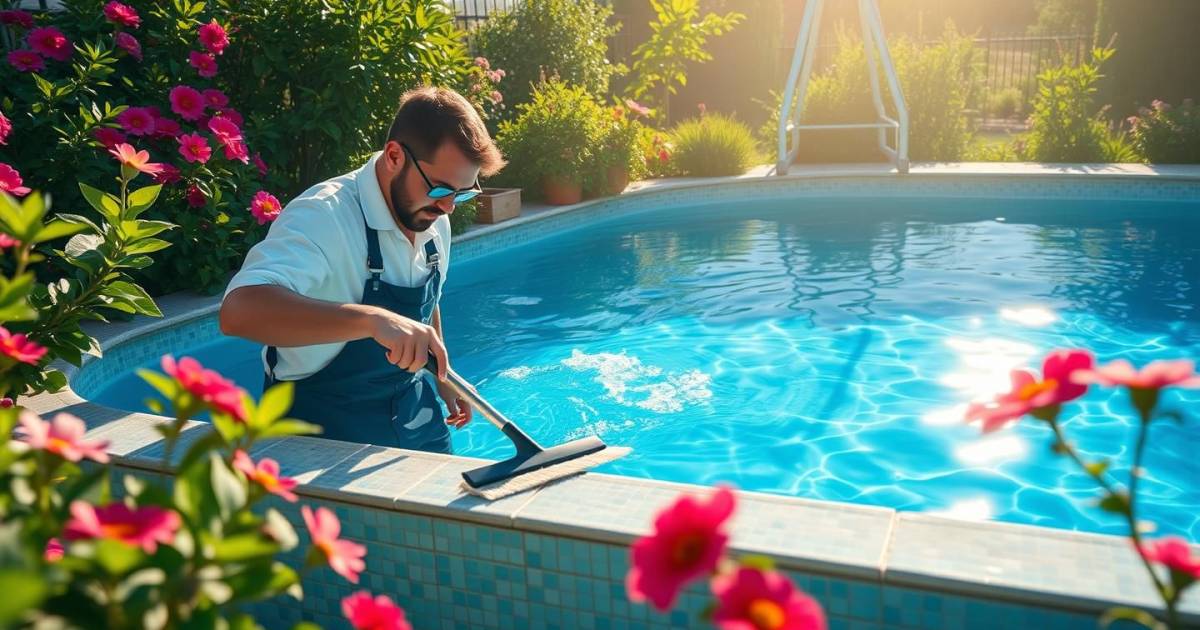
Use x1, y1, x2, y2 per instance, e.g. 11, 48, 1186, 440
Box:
103, 1, 140, 29
114, 32, 142, 60
626, 485, 736, 611
473, 56, 489, 69
342, 591, 412, 630
202, 88, 229, 110
218, 108, 244, 128
250, 190, 282, 224
965, 349, 1094, 433
625, 99, 651, 118
0, 325, 46, 364
303, 506, 367, 583
116, 106, 156, 136
223, 137, 249, 163
711, 567, 827, 630
44, 538, 64, 562
28, 27, 72, 62
198, 19, 229, 55
188, 50, 217, 78
17, 410, 110, 463
161, 355, 248, 421
0, 10, 34, 29
152, 163, 182, 186
1073, 359, 1200, 390
233, 450, 298, 502
7, 49, 44, 73
153, 117, 181, 139
169, 85, 205, 121
177, 133, 211, 164
93, 126, 127, 149
1139, 537, 1200, 580
253, 152, 269, 178
0, 163, 31, 197
207, 114, 242, 142
108, 143, 164, 175
0, 235, 18, 249
186, 184, 206, 208
64, 501, 180, 553
0, 110, 10, 145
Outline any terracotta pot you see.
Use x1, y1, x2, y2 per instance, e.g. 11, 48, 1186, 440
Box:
542, 175, 583, 205
605, 165, 630, 195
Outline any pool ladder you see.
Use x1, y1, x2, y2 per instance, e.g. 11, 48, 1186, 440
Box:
776, 0, 909, 175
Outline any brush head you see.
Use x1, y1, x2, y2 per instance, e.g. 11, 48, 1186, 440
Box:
459, 445, 632, 501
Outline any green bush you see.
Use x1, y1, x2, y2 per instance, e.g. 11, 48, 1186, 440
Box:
494, 78, 606, 195
1129, 99, 1200, 164
474, 0, 620, 117
1024, 47, 1115, 162
449, 197, 479, 234
987, 87, 1025, 119
670, 113, 758, 176
759, 25, 981, 163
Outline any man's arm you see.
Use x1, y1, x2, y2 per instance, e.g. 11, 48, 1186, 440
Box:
220, 285, 447, 378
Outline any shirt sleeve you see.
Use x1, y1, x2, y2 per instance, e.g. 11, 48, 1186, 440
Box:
224, 200, 344, 299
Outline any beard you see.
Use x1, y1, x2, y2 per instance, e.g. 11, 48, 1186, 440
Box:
388, 163, 445, 232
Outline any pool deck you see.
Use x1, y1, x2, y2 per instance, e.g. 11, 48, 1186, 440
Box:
24, 162, 1200, 628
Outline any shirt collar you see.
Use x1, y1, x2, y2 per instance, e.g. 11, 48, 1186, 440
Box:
356, 152, 442, 246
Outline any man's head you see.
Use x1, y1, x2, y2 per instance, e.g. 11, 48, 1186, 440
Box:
377, 87, 505, 232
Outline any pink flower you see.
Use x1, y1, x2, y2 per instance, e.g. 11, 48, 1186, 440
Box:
169, 85, 205, 121
1073, 359, 1200, 390
658, 148, 670, 163
698, 102, 707, 115
625, 99, 651, 118
303, 506, 367, 583
64, 501, 180, 553
0, 10, 34, 29
711, 567, 827, 630
198, 19, 229, 55
487, 70, 501, 83
1139, 537, 1200, 579
489, 90, 503, 105
216, 108, 244, 129
965, 349, 1094, 433
202, 88, 229, 110
93, 126, 127, 148
186, 184, 206, 208
161, 355, 248, 421
116, 107, 156, 136
223, 137, 249, 163
103, 1, 140, 29
496, 68, 506, 79
0, 235, 18, 249
233, 450, 298, 502
250, 190, 281, 224
0, 397, 12, 408
17, 410, 110, 463
29, 27, 72, 62
0, 326, 46, 364
626, 485, 736, 611
177, 133, 211, 164
474, 56, 489, 69
0, 163, 31, 197
7, 49, 44, 73
44, 538, 64, 562
253, 152, 269, 178
188, 50, 217, 78
152, 163, 182, 186
0, 110, 10, 145
207, 115, 242, 143
114, 32, 142, 60
153, 117, 181, 139
342, 591, 412, 630
108, 143, 164, 175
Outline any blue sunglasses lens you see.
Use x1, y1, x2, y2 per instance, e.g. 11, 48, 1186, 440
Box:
427, 186, 456, 199
453, 190, 480, 203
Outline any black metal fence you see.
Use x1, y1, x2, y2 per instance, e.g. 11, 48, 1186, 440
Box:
977, 31, 1091, 118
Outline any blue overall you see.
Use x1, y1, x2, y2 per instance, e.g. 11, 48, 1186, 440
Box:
263, 217, 453, 454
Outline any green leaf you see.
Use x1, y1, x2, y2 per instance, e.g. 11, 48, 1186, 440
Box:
226, 562, 300, 604
0, 273, 37, 322
263, 508, 299, 551
122, 219, 174, 240
210, 452, 246, 520
177, 430, 227, 474
1085, 460, 1110, 478
256, 382, 294, 427
212, 533, 279, 563
1099, 606, 1165, 630
1098, 493, 1130, 515
738, 554, 776, 571
57, 213, 102, 235
78, 183, 122, 222
257, 419, 322, 440
122, 238, 172, 256
126, 184, 162, 218
137, 368, 179, 401
33, 219, 88, 244
95, 538, 143, 576
102, 281, 161, 317
42, 370, 68, 393
0, 569, 48, 626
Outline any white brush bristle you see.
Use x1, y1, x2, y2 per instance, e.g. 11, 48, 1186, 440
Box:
458, 446, 632, 501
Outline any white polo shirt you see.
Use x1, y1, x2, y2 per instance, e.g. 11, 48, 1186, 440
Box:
224, 152, 451, 381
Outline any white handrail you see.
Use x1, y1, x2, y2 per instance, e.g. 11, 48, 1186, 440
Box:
776, 0, 909, 174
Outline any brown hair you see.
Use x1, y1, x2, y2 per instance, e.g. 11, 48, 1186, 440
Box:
386, 86, 506, 177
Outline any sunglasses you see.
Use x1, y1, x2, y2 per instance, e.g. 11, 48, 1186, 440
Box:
400, 143, 482, 203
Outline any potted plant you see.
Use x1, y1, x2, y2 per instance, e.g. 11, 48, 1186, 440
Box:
497, 77, 604, 206
591, 102, 644, 196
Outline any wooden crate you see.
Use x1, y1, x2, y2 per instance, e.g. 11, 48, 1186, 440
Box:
476, 188, 521, 224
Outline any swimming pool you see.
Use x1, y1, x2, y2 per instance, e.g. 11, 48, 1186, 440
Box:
91, 194, 1200, 541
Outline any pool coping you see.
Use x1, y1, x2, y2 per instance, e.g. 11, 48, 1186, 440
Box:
26, 163, 1200, 623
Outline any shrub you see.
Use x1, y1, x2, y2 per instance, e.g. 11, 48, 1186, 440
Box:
449, 197, 478, 234
1128, 99, 1200, 164
0, 2, 274, 295
474, 0, 620, 117
494, 78, 606, 195
637, 126, 675, 178
595, 101, 650, 182
669, 113, 758, 177
1024, 47, 1115, 162
986, 87, 1025, 119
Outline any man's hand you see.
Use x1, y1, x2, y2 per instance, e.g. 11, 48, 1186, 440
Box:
366, 309, 447, 381
435, 375, 473, 429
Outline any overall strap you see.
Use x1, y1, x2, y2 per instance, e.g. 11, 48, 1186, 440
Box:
423, 238, 440, 273
366, 219, 384, 291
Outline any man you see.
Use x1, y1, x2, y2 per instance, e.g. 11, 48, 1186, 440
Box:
219, 87, 505, 454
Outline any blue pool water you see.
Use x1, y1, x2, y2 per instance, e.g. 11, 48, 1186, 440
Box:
93, 196, 1200, 540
